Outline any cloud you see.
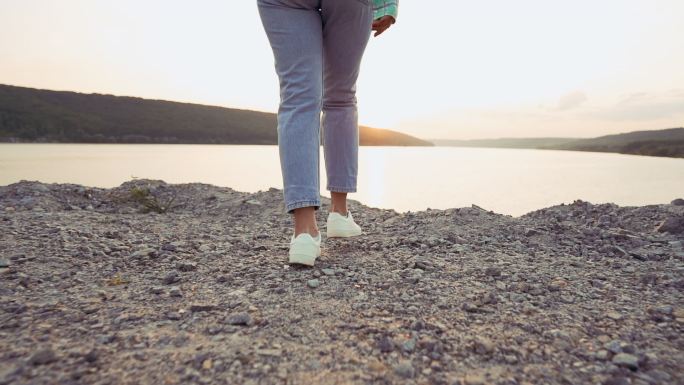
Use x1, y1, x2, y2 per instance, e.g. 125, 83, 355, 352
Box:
588, 90, 684, 121
556, 91, 588, 110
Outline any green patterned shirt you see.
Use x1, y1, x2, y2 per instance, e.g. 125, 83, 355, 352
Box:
372, 0, 398, 21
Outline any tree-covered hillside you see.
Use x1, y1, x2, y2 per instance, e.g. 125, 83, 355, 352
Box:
0, 84, 433, 146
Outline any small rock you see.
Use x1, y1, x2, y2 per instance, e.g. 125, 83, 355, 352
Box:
84, 349, 98, 363
162, 271, 180, 285
612, 353, 640, 370
510, 293, 527, 303
413, 257, 432, 270
131, 248, 156, 259
603, 376, 631, 385
321, 268, 335, 276
307, 279, 320, 288
150, 286, 164, 295
595, 350, 610, 361
377, 336, 394, 353
28, 349, 57, 366
176, 262, 197, 272
190, 303, 217, 312
606, 311, 623, 321
653, 305, 673, 315
394, 360, 415, 378
161, 242, 180, 251
504, 354, 518, 364
226, 312, 252, 326
169, 287, 182, 297
484, 267, 501, 277
0, 259, 9, 268
604, 340, 623, 354
256, 349, 282, 357
96, 334, 116, 344
473, 337, 495, 355
525, 228, 542, 236
548, 278, 567, 291
560, 294, 575, 303
216, 275, 229, 283
401, 338, 416, 352
656, 216, 684, 234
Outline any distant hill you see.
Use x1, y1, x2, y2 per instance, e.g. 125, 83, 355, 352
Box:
431, 128, 684, 158
0, 84, 432, 147
431, 137, 577, 148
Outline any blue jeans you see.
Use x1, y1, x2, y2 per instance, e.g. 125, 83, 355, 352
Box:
256, 0, 373, 214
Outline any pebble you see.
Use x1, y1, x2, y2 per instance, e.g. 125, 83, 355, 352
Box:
504, 354, 518, 364
166, 311, 182, 320
560, 294, 575, 304
604, 340, 623, 354
176, 262, 197, 272
169, 287, 182, 297
226, 312, 252, 326
84, 349, 98, 363
603, 376, 631, 385
393, 360, 415, 378
401, 338, 416, 353
28, 349, 57, 365
612, 353, 640, 370
321, 268, 335, 276
473, 337, 495, 355
161, 242, 179, 251
150, 286, 164, 295
377, 336, 394, 353
190, 303, 217, 312
595, 350, 610, 361
0, 259, 9, 268
163, 271, 180, 285
307, 279, 320, 288
606, 311, 624, 321
653, 305, 673, 315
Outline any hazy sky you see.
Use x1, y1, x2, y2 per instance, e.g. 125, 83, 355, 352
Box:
1, 0, 683, 139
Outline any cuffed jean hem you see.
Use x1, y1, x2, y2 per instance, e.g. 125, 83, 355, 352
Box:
286, 200, 321, 214
327, 185, 357, 193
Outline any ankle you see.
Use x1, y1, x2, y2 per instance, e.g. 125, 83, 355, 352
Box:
330, 207, 348, 216
294, 227, 319, 237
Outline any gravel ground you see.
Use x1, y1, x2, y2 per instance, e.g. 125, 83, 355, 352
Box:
1, 179, 683, 385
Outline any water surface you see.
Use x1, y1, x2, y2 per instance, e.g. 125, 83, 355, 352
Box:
1, 143, 682, 216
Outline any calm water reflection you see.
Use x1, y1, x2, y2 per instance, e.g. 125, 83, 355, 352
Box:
1, 143, 683, 216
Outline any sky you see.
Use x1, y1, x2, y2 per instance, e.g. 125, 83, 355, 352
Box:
1, 0, 683, 140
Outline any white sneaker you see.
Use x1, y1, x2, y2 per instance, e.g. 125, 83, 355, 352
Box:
288, 231, 322, 266
326, 210, 362, 238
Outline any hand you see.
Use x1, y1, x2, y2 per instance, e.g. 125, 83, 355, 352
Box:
372, 15, 395, 37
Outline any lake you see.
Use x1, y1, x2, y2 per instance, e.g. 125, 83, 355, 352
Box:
1, 143, 682, 216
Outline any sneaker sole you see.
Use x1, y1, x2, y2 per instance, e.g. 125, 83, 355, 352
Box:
326, 227, 362, 238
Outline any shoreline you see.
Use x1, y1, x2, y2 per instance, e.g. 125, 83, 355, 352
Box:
1, 179, 683, 384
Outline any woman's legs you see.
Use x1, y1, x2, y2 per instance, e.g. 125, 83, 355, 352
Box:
320, 0, 373, 213
257, 0, 371, 237
257, 0, 323, 223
